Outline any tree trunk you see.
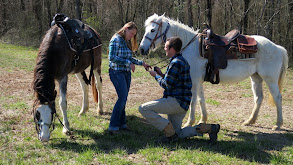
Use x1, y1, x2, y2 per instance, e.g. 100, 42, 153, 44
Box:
57, 0, 65, 13
0, 0, 8, 35
33, 0, 43, 40
187, 0, 193, 27
75, 0, 82, 20
206, 0, 212, 28
45, 0, 52, 28
243, 0, 250, 34
177, 0, 185, 22
196, 0, 201, 29
117, 0, 125, 27
288, 0, 293, 62
264, 0, 274, 40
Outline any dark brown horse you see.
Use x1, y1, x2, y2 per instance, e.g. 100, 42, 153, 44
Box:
32, 22, 103, 142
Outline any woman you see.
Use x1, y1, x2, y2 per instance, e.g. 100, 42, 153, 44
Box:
108, 22, 151, 134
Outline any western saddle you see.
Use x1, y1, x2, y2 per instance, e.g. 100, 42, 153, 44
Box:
51, 13, 100, 54
200, 28, 258, 84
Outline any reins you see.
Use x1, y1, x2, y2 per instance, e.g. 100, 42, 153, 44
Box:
180, 34, 199, 53
33, 91, 73, 138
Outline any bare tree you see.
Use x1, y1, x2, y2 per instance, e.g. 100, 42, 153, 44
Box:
242, 0, 250, 34
206, 0, 212, 28
187, 0, 193, 27
75, 0, 82, 20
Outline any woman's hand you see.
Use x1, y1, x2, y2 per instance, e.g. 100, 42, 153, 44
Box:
142, 62, 152, 71
130, 63, 135, 72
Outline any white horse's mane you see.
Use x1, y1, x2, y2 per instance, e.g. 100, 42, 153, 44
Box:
145, 14, 200, 45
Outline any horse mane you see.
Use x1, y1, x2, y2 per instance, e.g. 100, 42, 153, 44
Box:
32, 27, 58, 104
145, 14, 200, 46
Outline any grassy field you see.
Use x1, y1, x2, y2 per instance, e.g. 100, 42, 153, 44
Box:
0, 43, 292, 164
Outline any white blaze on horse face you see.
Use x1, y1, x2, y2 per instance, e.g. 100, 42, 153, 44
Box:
37, 104, 52, 142
140, 23, 160, 55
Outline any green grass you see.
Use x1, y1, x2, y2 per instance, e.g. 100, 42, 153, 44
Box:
206, 98, 220, 106
0, 43, 37, 71
0, 42, 292, 164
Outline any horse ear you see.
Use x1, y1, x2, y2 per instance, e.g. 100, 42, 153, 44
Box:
162, 13, 165, 17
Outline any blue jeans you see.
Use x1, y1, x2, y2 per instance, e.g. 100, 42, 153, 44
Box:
108, 69, 131, 130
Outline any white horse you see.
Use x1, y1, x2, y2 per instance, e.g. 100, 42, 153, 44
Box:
139, 14, 288, 130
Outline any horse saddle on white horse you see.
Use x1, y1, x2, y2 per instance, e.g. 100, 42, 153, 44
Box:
200, 28, 258, 84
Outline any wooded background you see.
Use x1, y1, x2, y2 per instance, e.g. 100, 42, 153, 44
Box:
0, 0, 292, 66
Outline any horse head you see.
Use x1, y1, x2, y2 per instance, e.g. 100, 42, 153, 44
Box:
139, 13, 170, 55
32, 65, 57, 142
33, 100, 56, 142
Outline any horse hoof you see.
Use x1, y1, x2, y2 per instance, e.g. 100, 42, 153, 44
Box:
183, 122, 192, 128
198, 120, 206, 124
78, 112, 85, 117
98, 111, 103, 116
272, 125, 280, 131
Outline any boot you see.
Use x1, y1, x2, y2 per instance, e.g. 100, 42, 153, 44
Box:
196, 123, 220, 143
157, 123, 178, 143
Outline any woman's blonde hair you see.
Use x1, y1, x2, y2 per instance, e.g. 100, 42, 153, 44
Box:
117, 22, 138, 52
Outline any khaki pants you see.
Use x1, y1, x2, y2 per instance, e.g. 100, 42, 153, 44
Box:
139, 97, 186, 134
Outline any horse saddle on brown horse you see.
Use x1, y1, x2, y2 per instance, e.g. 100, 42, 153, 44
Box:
51, 13, 100, 54
200, 28, 258, 84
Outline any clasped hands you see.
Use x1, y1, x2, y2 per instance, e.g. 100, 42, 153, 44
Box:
130, 62, 163, 78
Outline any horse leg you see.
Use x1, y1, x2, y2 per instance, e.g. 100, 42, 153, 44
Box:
75, 73, 89, 117
183, 96, 196, 127
242, 73, 263, 127
58, 76, 70, 134
265, 81, 283, 130
197, 83, 207, 124
93, 70, 103, 115
183, 84, 201, 127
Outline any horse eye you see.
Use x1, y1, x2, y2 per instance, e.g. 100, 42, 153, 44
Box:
151, 29, 155, 32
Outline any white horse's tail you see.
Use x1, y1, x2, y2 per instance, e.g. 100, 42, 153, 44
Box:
268, 47, 289, 106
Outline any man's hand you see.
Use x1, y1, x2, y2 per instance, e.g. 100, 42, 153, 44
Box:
154, 66, 164, 77
142, 62, 152, 71
148, 70, 158, 77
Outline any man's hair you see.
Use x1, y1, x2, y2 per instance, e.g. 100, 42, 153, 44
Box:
166, 37, 182, 52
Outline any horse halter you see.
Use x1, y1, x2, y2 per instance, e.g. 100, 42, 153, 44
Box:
144, 21, 170, 49
33, 101, 57, 136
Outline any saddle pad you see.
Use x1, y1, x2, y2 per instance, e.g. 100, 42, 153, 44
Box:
237, 35, 258, 54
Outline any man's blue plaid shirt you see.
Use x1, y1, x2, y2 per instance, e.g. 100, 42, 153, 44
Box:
108, 34, 143, 71
155, 54, 192, 111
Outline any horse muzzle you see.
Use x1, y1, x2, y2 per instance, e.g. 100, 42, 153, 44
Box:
38, 126, 51, 142
139, 47, 149, 55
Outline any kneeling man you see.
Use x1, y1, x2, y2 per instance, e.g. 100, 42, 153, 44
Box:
139, 37, 220, 143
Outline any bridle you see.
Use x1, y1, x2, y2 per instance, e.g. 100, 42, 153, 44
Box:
144, 21, 170, 49
33, 100, 57, 136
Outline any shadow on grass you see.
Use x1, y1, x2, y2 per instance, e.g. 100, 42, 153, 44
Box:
50, 115, 292, 164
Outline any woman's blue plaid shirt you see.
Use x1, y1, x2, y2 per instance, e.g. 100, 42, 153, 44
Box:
155, 54, 192, 111
108, 34, 143, 71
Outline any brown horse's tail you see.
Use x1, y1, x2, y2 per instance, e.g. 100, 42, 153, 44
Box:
91, 74, 99, 103
268, 48, 288, 106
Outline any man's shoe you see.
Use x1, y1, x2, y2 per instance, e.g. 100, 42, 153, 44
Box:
196, 123, 220, 143
208, 124, 220, 143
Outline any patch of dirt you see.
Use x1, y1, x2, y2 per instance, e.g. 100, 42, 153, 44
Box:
0, 66, 292, 148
